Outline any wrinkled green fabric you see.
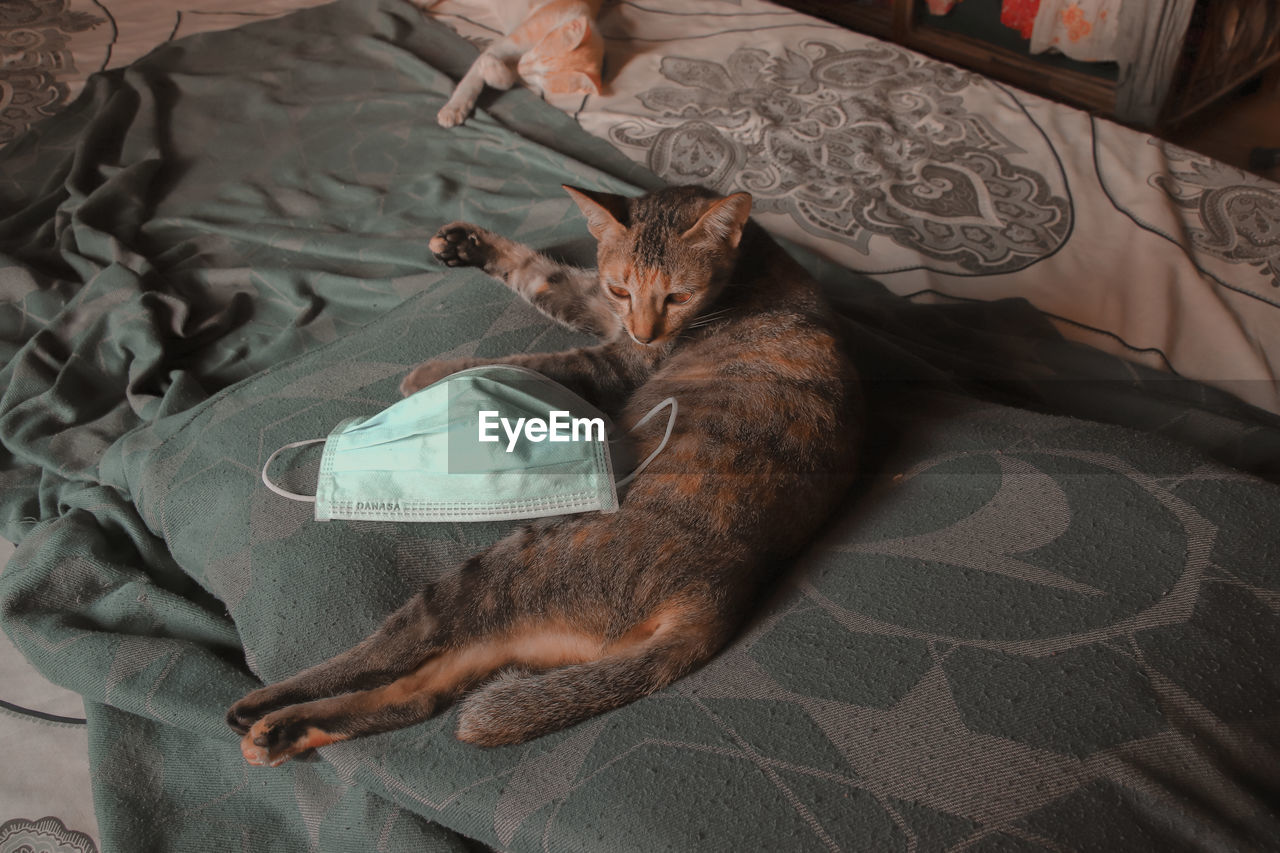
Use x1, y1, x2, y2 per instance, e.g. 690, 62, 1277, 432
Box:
2, 1, 1278, 851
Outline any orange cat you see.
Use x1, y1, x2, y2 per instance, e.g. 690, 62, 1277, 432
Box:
434, 0, 605, 128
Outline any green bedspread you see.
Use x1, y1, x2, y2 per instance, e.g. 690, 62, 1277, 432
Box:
2, 1, 1278, 850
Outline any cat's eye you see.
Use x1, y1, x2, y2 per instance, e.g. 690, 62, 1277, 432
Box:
608, 286, 630, 300
667, 292, 692, 305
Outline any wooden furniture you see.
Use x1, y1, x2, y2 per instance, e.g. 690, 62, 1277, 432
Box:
1163, 0, 1280, 126
774, 0, 1280, 130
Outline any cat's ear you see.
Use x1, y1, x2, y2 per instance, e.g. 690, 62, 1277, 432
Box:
682, 192, 753, 250
563, 185, 629, 241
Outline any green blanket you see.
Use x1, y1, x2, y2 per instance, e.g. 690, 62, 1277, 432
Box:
2, 2, 1278, 850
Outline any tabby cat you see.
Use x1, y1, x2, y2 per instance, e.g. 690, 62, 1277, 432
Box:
227, 185, 863, 765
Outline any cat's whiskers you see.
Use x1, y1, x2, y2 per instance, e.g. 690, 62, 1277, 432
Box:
683, 308, 734, 330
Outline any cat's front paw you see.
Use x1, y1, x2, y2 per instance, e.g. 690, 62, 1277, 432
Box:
400, 358, 475, 396
429, 223, 493, 269
436, 103, 470, 128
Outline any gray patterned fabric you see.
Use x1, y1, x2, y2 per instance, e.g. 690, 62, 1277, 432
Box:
1, 1, 1279, 851
1148, 141, 1280, 288
0, 0, 104, 146
0, 0, 335, 149
610, 41, 1073, 275
0, 816, 96, 853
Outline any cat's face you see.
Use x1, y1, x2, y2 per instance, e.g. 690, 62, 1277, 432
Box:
564, 186, 752, 346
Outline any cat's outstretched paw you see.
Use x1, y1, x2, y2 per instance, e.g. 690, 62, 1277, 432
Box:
429, 223, 492, 269
436, 103, 470, 128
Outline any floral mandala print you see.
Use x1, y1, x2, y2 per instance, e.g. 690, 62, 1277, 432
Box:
0, 0, 104, 146
609, 41, 1072, 274
0, 816, 97, 853
1152, 143, 1280, 288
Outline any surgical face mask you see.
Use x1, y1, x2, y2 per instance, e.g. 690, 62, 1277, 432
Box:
261, 365, 677, 523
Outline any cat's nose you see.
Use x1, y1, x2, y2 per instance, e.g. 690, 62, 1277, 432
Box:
631, 329, 664, 345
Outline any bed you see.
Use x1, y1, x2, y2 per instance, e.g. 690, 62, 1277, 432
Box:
1, 1, 1278, 850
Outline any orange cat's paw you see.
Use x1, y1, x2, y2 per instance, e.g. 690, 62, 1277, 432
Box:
437, 103, 470, 128
429, 223, 492, 269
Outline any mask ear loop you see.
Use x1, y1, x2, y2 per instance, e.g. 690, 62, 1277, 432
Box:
615, 397, 677, 488
261, 438, 326, 503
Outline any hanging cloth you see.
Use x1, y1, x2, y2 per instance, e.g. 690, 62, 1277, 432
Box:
1001, 0, 1041, 39
1029, 0, 1124, 62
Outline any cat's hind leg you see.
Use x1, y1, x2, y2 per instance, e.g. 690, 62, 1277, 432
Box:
238, 618, 608, 766
227, 531, 551, 734
225, 592, 443, 734
238, 592, 727, 764
230, 517, 603, 762
230, 514, 705, 764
